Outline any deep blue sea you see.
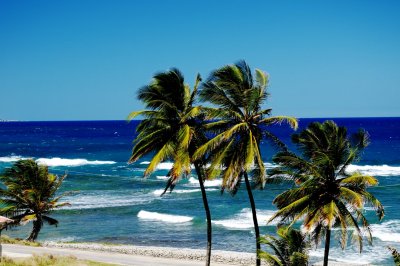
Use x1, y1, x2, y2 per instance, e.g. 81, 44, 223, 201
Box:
0, 118, 399, 265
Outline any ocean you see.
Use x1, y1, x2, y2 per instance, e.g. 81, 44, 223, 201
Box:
0, 118, 399, 265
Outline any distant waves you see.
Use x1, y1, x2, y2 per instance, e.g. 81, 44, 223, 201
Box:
0, 155, 116, 167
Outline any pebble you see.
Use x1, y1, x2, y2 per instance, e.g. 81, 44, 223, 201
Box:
43, 242, 256, 265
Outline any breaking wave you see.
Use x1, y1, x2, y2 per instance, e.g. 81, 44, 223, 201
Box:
0, 155, 29, 162
36, 157, 116, 167
212, 208, 278, 230
346, 164, 400, 176
137, 210, 193, 223
371, 220, 400, 242
0, 155, 116, 167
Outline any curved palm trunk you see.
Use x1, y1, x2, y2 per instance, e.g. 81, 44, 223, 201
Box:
194, 163, 212, 266
27, 215, 42, 242
244, 171, 261, 266
323, 228, 331, 266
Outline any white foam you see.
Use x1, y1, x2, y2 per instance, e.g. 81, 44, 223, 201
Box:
346, 164, 400, 176
371, 220, 400, 242
0, 155, 29, 162
36, 157, 116, 167
153, 188, 218, 196
264, 162, 278, 169
63, 190, 154, 210
188, 177, 222, 187
309, 242, 390, 265
212, 208, 277, 230
138, 161, 174, 169
137, 210, 193, 223
156, 176, 169, 180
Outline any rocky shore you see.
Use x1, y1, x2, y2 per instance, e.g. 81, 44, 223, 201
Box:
44, 242, 256, 265
43, 242, 373, 265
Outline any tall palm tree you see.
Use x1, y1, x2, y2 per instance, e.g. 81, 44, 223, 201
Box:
0, 159, 70, 241
269, 121, 384, 266
194, 61, 298, 266
128, 69, 212, 266
259, 226, 309, 266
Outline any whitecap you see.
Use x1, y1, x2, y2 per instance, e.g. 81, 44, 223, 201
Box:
0, 155, 29, 162
346, 164, 400, 176
371, 220, 400, 242
152, 189, 165, 196
212, 208, 278, 230
153, 188, 218, 196
137, 210, 193, 223
62, 190, 153, 210
36, 157, 116, 167
188, 177, 222, 187
309, 241, 391, 265
156, 162, 174, 170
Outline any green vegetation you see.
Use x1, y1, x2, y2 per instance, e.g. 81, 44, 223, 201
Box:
194, 60, 297, 266
0, 254, 116, 266
0, 235, 41, 247
269, 121, 384, 266
128, 69, 213, 265
388, 246, 400, 266
259, 226, 309, 266
0, 159, 70, 241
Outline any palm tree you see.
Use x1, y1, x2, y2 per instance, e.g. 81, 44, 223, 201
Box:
193, 60, 298, 266
259, 226, 309, 266
128, 69, 212, 266
269, 120, 384, 266
388, 246, 400, 266
0, 159, 70, 241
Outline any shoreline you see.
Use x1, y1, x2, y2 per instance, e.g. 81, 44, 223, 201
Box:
43, 242, 255, 265
42, 242, 371, 266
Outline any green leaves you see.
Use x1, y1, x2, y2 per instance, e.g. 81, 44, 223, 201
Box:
388, 246, 400, 266
259, 226, 309, 266
270, 120, 384, 256
0, 159, 68, 240
198, 60, 297, 193
130, 68, 209, 189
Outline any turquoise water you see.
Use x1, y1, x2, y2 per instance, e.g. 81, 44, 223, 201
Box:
0, 118, 399, 265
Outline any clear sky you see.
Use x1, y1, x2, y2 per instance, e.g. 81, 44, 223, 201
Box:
0, 0, 399, 121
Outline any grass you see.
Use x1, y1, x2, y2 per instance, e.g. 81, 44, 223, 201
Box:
0, 254, 116, 266
0, 236, 41, 247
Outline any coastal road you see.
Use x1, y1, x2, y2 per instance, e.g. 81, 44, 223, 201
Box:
2, 244, 234, 266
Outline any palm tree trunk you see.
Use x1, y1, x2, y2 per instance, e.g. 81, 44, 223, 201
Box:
244, 171, 261, 266
323, 228, 331, 266
27, 215, 42, 242
194, 163, 212, 266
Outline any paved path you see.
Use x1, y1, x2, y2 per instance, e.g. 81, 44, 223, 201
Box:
2, 244, 233, 266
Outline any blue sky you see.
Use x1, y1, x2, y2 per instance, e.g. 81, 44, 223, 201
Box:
0, 0, 399, 120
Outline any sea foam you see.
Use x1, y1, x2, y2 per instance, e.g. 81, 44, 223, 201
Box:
0, 155, 29, 162
63, 190, 154, 209
187, 177, 222, 187
36, 157, 116, 167
346, 164, 400, 176
371, 220, 400, 242
309, 244, 389, 265
0, 155, 117, 167
212, 208, 278, 230
137, 210, 193, 223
